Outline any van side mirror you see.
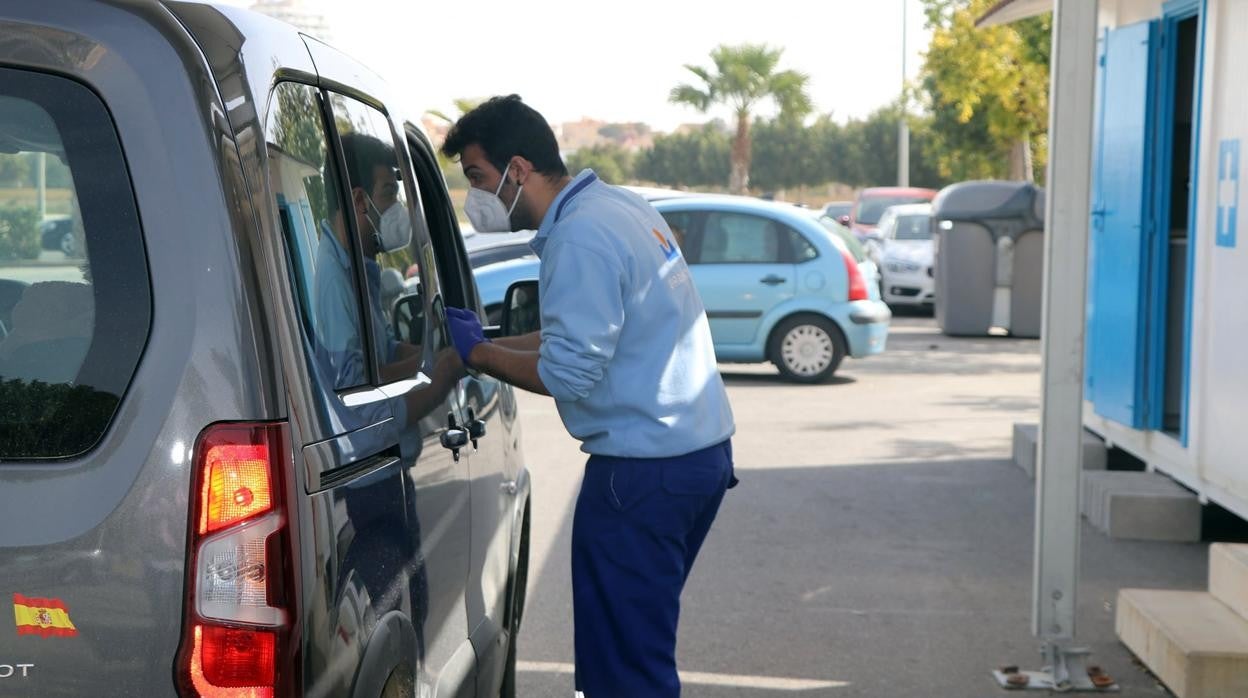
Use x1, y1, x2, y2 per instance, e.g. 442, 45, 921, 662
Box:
502, 280, 540, 337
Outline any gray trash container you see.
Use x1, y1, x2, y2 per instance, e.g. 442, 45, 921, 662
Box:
932, 180, 1045, 338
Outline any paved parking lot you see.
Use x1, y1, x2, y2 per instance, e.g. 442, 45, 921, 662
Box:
514, 316, 1207, 697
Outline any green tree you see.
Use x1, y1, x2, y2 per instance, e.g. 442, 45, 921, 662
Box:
271, 84, 331, 224
670, 44, 812, 194
0, 206, 40, 260
0, 154, 31, 188
919, 0, 1051, 181
426, 98, 485, 190
840, 104, 945, 189
750, 117, 823, 192
566, 143, 635, 185
635, 125, 731, 188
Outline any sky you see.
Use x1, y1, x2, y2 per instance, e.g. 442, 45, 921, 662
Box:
223, 0, 932, 132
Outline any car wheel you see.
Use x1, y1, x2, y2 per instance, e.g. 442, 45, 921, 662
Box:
59, 231, 75, 257
500, 510, 530, 698
768, 315, 846, 383
380, 668, 412, 698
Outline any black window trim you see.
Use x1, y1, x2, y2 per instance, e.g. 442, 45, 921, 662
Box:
321, 87, 385, 391
403, 129, 480, 317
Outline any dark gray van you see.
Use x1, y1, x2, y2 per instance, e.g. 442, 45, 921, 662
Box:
0, 2, 531, 696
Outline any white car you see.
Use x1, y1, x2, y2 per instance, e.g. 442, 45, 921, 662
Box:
877, 203, 935, 307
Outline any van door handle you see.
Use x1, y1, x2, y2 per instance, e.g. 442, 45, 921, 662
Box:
760, 275, 787, 286
500, 480, 518, 496
466, 407, 487, 449
441, 413, 469, 462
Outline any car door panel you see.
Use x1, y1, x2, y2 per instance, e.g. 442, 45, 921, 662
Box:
403, 131, 518, 692
688, 211, 797, 347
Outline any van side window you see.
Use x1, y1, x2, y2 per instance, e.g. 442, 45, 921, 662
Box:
0, 67, 152, 459
266, 82, 371, 391
325, 95, 430, 384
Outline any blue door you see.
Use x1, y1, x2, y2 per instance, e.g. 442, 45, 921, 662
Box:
1088, 20, 1158, 428
688, 211, 796, 348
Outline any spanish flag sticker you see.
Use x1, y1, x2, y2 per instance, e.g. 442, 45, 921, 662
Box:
13, 593, 77, 637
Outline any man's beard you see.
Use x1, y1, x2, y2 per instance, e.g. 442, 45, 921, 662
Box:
509, 196, 534, 231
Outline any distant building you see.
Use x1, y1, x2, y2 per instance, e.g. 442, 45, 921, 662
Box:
249, 0, 333, 44
558, 118, 608, 153
559, 118, 657, 154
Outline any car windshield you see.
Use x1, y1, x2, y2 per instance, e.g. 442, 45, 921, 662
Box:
893, 214, 932, 241
824, 203, 852, 219
817, 216, 867, 263
857, 195, 932, 225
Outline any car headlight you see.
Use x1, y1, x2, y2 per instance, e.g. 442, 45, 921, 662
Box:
885, 261, 922, 273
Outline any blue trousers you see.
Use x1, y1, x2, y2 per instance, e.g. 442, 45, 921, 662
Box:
572, 440, 736, 698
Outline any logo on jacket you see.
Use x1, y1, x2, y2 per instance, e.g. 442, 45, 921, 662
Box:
652, 229, 680, 261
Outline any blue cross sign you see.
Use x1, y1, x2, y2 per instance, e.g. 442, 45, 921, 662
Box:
1217, 139, 1240, 249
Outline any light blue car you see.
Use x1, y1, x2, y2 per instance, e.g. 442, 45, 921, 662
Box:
471, 195, 891, 382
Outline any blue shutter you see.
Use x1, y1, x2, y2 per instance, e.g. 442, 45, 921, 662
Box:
1088, 20, 1158, 428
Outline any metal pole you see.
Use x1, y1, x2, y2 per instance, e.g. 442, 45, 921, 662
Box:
1033, 0, 1097, 645
37, 152, 46, 221
898, 0, 910, 187
993, 1, 1102, 690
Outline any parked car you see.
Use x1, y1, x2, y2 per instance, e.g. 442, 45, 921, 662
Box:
0, 3, 531, 696
848, 186, 938, 242
464, 230, 538, 271
473, 194, 891, 382
876, 203, 936, 308
823, 200, 853, 223
38, 216, 78, 256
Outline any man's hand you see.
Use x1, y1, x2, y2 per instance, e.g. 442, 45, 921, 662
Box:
446, 306, 488, 366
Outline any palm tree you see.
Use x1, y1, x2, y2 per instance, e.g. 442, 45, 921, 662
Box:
426, 97, 485, 126
670, 44, 812, 194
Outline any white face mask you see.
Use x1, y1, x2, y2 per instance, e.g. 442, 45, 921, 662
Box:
464, 164, 523, 233
366, 197, 412, 253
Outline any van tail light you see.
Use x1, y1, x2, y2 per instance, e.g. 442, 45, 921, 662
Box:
841, 247, 870, 301
176, 423, 299, 698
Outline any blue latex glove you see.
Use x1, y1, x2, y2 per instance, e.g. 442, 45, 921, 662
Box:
446, 306, 488, 366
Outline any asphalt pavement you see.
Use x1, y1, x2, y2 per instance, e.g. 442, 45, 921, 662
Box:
513, 315, 1206, 697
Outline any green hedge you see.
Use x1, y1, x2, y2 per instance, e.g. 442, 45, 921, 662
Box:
0, 205, 40, 260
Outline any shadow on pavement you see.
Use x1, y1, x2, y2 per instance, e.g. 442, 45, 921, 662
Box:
517, 457, 1203, 697
719, 371, 858, 388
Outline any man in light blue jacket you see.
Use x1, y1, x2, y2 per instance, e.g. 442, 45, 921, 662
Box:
442, 95, 736, 698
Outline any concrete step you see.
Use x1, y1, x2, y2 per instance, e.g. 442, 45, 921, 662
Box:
1012, 423, 1107, 479
1079, 471, 1201, 541
1116, 589, 1248, 698
1210, 544, 1248, 623
1106, 490, 1202, 542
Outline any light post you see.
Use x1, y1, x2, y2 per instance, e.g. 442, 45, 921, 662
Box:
898, 0, 910, 187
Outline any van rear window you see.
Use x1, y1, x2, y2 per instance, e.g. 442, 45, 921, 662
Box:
0, 68, 151, 459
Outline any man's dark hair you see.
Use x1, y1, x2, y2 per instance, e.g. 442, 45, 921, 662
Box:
441, 95, 568, 180
327, 132, 396, 219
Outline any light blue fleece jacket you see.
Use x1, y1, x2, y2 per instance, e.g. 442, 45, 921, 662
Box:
531, 170, 735, 458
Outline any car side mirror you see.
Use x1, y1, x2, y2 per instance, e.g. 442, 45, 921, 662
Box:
838, 215, 851, 226
392, 294, 424, 345
502, 280, 540, 337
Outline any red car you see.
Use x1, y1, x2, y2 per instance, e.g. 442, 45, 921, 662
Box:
847, 187, 938, 241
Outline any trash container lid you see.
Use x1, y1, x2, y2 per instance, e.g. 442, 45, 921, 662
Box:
932, 180, 1044, 223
